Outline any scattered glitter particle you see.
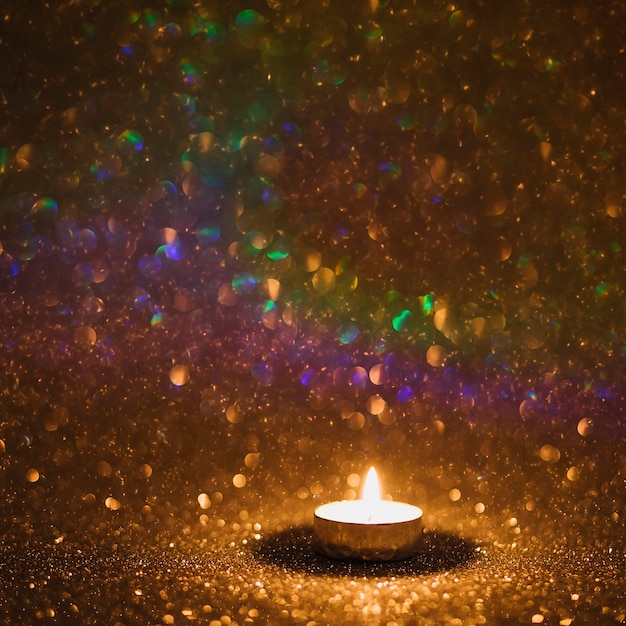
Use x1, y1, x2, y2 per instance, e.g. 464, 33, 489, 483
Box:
170, 365, 190, 387
25, 468, 40, 483
392, 310, 412, 332
426, 345, 448, 367
577, 418, 594, 437
198, 493, 211, 509
312, 267, 336, 294
104, 497, 121, 511
449, 488, 462, 502
232, 474, 246, 488
538, 445, 561, 463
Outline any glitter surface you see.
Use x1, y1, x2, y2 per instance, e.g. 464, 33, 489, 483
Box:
1, 0, 625, 624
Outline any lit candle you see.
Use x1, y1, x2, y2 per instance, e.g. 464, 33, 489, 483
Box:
313, 467, 423, 561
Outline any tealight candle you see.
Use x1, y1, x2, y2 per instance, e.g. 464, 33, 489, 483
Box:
313, 467, 423, 561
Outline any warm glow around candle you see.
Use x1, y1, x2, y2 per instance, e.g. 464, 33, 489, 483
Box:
314, 466, 422, 529
361, 466, 381, 502
313, 465, 424, 560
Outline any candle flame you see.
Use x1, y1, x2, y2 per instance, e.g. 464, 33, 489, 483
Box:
361, 466, 381, 502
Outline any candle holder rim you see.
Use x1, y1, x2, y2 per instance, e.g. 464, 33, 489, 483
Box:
314, 500, 423, 524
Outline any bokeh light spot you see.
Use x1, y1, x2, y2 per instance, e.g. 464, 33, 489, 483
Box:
170, 365, 190, 387
392, 310, 412, 332
338, 322, 359, 345
312, 267, 336, 294
232, 474, 247, 488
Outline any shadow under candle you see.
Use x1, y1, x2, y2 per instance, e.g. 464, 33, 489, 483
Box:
253, 526, 478, 577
